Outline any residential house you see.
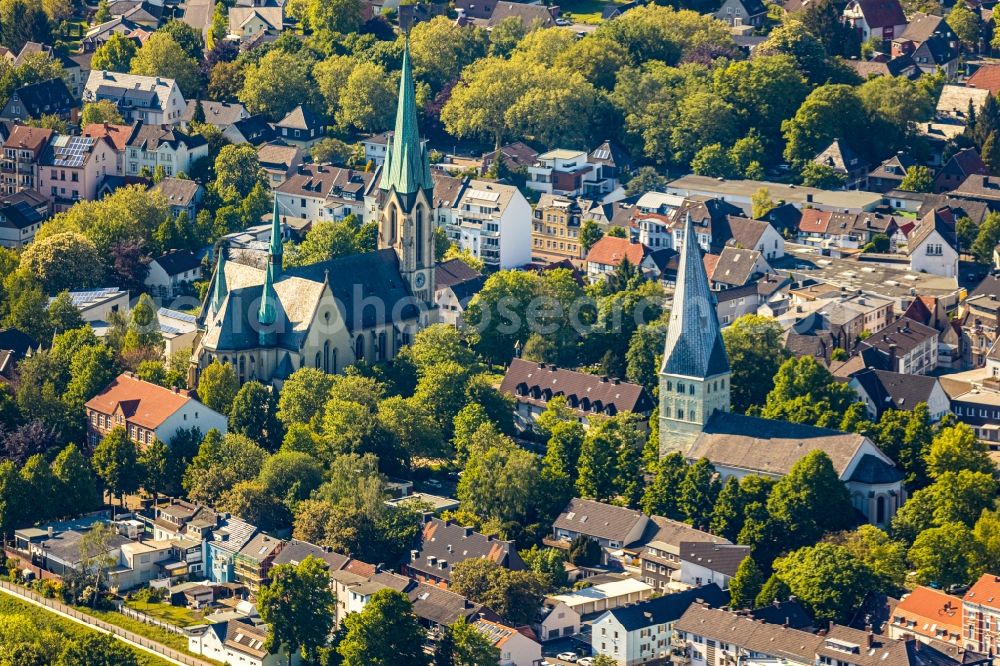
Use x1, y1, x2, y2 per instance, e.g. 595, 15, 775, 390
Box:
678, 543, 750, 590
181, 99, 250, 129
960, 277, 1000, 366
903, 207, 959, 277
434, 258, 485, 327
233, 533, 284, 595
546, 578, 653, 617
968, 64, 1000, 95
672, 199, 745, 252
686, 412, 906, 526
481, 141, 539, 175
227, 6, 284, 40
108, 0, 163, 26
1, 125, 51, 195
790, 290, 895, 351
56, 287, 129, 327
813, 139, 869, 189
441, 178, 532, 269
275, 105, 324, 145
82, 17, 146, 52
962, 574, 1000, 657
146, 249, 202, 298
188, 619, 298, 666
585, 236, 661, 282
639, 517, 728, 592
891, 13, 961, 76
124, 123, 208, 178
527, 149, 616, 197
714, 0, 766, 26
84, 372, 228, 450
705, 247, 771, 290
274, 163, 379, 224
849, 369, 951, 421
204, 515, 257, 583
403, 517, 525, 588
532, 194, 584, 263
0, 327, 36, 383
902, 294, 962, 369
592, 584, 728, 666
552, 498, 649, 560
38, 134, 117, 212
257, 141, 303, 187
0, 78, 75, 124
84, 71, 186, 125
222, 115, 276, 146
500, 359, 655, 432
474, 619, 542, 666
937, 85, 990, 122
844, 0, 908, 40
485, 2, 559, 28
888, 586, 963, 646
726, 216, 785, 260
151, 177, 203, 219
935, 149, 988, 194
156, 308, 199, 361
868, 153, 919, 193
150, 499, 221, 578
0, 195, 45, 248
537, 600, 582, 642
362, 131, 392, 166
858, 317, 941, 375
588, 140, 633, 195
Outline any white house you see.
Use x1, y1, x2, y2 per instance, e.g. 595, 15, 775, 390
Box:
547, 578, 653, 618
84, 71, 186, 125
146, 249, 202, 299
843, 0, 907, 41
473, 619, 542, 666
52, 288, 129, 328
362, 131, 392, 166
904, 208, 959, 278
157, 308, 199, 361
443, 178, 532, 269
124, 123, 208, 178
678, 543, 750, 590
189, 620, 298, 666
535, 600, 582, 642
727, 216, 784, 260
274, 163, 380, 224
848, 369, 951, 422
591, 584, 728, 666
227, 7, 284, 41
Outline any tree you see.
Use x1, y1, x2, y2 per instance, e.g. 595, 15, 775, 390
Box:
47, 291, 84, 333
20, 455, 58, 522
239, 49, 315, 120
899, 165, 934, 193
463, 270, 539, 362
624, 167, 669, 197
130, 33, 201, 97
197, 359, 238, 414
722, 315, 789, 414
137, 438, 170, 504
767, 450, 854, 549
91, 32, 137, 73
577, 418, 624, 502
52, 444, 98, 518
909, 522, 983, 588
447, 617, 501, 666
729, 556, 765, 609
580, 220, 604, 253
338, 588, 429, 666
19, 233, 102, 294
0, 0, 50, 54
91, 427, 140, 513
458, 429, 543, 526
277, 367, 335, 427
834, 525, 908, 593
209, 2, 227, 43
94, 0, 111, 22
183, 432, 268, 506
773, 543, 874, 623
336, 62, 398, 133
521, 545, 568, 588
710, 477, 745, 542
258, 555, 335, 663
679, 458, 720, 528
258, 450, 323, 507
755, 573, 791, 608
713, 55, 809, 148
691, 144, 735, 178
80, 100, 124, 127
309, 137, 354, 165
229, 380, 283, 450
782, 85, 867, 165
158, 19, 204, 60
450, 559, 546, 625
927, 423, 995, 478
973, 211, 1000, 264
214, 143, 265, 205
762, 356, 856, 427
309, 0, 365, 34
59, 634, 138, 666
757, 20, 836, 85
801, 162, 847, 188
891, 470, 997, 543
947, 2, 980, 51
408, 18, 488, 92
0, 460, 23, 536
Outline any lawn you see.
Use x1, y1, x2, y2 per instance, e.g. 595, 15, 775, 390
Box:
128, 599, 207, 627
79, 605, 197, 656
0, 593, 175, 666
560, 0, 630, 24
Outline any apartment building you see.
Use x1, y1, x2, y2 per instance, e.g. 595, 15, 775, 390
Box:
1, 125, 52, 195
532, 194, 583, 263
441, 179, 531, 269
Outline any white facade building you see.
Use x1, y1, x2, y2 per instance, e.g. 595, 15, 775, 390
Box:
84, 71, 186, 125
444, 179, 532, 269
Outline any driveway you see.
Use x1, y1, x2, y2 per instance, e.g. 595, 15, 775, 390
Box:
178, 0, 214, 36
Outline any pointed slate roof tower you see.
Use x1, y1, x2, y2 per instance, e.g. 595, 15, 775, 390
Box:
658, 216, 731, 456
257, 196, 282, 345
209, 248, 227, 315
379, 37, 433, 211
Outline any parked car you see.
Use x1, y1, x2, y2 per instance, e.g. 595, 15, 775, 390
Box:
578, 658, 595, 666
557, 653, 579, 663
555, 17, 571, 25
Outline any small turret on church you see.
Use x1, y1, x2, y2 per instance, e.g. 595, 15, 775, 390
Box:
658, 216, 731, 456
378, 37, 436, 305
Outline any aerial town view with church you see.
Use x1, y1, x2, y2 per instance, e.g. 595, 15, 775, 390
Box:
5, 0, 1000, 664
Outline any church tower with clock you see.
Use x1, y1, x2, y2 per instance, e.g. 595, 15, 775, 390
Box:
378, 38, 436, 305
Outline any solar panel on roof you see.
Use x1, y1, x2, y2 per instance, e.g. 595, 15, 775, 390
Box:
467, 189, 500, 202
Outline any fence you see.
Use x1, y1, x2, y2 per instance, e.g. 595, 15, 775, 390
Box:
120, 604, 188, 636
0, 579, 216, 666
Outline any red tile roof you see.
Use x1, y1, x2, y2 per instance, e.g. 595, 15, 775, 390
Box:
585, 236, 647, 267
3, 125, 52, 153
798, 209, 833, 234
965, 574, 1000, 610
84, 372, 197, 430
83, 123, 135, 151
894, 586, 962, 637
968, 64, 1000, 95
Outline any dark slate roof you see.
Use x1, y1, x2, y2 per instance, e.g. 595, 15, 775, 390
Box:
660, 217, 729, 378
749, 600, 814, 630
861, 317, 939, 355
153, 249, 202, 276
0, 200, 43, 230
852, 369, 941, 415
277, 105, 321, 131
849, 453, 905, 484
553, 498, 646, 543
679, 542, 750, 578
127, 122, 207, 152
152, 177, 202, 207
852, 0, 906, 28
435, 258, 482, 290
230, 115, 276, 145
271, 538, 350, 570
605, 584, 728, 631
407, 517, 525, 582
0, 327, 37, 357
500, 358, 655, 416
7, 78, 74, 118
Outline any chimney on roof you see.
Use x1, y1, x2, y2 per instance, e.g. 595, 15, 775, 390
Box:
47, 526, 53, 538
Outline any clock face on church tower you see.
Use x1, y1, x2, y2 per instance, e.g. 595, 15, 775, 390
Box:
414, 272, 426, 288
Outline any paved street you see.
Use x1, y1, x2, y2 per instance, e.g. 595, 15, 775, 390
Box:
178, 0, 214, 36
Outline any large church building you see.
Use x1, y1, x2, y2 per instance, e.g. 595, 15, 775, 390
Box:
658, 217, 906, 527
190, 42, 436, 387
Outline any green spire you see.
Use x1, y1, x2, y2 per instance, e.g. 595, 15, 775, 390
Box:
210, 248, 227, 314
380, 37, 433, 197
269, 196, 283, 272
257, 259, 277, 345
